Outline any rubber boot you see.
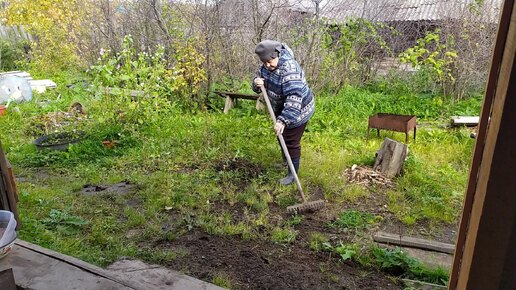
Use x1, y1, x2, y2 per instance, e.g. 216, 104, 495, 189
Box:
279, 157, 300, 185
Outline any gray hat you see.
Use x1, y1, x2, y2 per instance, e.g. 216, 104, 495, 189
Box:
255, 40, 281, 62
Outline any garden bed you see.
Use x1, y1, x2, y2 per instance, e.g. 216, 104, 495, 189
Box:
161, 230, 402, 290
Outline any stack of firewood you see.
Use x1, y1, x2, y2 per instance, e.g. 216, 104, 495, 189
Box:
344, 164, 394, 188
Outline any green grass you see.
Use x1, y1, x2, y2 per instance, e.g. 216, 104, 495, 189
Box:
329, 210, 383, 232
0, 70, 478, 283
308, 232, 330, 252
370, 247, 449, 285
270, 227, 298, 244
212, 273, 233, 289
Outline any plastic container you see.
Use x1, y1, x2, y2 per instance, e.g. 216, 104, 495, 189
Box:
0, 210, 17, 259
34, 131, 84, 151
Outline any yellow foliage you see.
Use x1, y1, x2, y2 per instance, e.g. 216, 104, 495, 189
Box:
170, 42, 207, 97
2, 0, 95, 73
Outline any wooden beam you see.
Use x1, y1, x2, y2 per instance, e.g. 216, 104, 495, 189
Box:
5, 160, 18, 203
450, 116, 479, 127
451, 1, 516, 289
0, 140, 19, 226
215, 91, 261, 113
215, 91, 260, 100
222, 94, 234, 114
403, 279, 447, 290
449, 0, 515, 287
374, 231, 455, 254
0, 171, 8, 211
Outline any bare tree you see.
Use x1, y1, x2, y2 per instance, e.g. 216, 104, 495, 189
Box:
75, 0, 501, 99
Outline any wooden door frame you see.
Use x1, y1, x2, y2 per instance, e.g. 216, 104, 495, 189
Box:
449, 1, 516, 289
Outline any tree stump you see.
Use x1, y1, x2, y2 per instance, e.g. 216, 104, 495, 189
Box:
373, 138, 408, 178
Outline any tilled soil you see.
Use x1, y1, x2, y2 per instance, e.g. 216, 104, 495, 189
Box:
161, 231, 403, 290
157, 203, 403, 290
152, 180, 455, 290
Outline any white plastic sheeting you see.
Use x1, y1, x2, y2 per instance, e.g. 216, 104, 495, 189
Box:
0, 76, 33, 104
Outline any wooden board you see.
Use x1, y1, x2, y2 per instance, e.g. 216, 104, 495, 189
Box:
5, 160, 17, 203
451, 116, 479, 127
0, 268, 16, 290
215, 91, 260, 100
0, 140, 18, 226
215, 91, 262, 114
28, 79, 57, 93
402, 279, 446, 290
373, 231, 455, 254
0, 71, 31, 79
452, 2, 516, 289
28, 79, 57, 88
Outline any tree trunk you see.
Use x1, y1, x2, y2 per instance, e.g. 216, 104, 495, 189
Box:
373, 138, 408, 178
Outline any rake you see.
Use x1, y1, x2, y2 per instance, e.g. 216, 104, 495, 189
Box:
259, 85, 325, 214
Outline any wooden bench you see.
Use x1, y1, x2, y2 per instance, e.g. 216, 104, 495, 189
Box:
215, 91, 264, 113
368, 113, 417, 143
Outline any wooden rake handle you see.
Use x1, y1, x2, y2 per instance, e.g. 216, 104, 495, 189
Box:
258, 85, 306, 202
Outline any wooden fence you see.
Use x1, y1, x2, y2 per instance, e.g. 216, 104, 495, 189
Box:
0, 25, 31, 42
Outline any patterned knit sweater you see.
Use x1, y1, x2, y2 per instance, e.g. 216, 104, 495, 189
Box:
252, 44, 315, 129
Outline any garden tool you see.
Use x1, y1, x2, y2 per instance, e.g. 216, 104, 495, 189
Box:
258, 85, 325, 214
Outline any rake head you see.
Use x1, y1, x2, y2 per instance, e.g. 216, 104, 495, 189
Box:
286, 199, 325, 214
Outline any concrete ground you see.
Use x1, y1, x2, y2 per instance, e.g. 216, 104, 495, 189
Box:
0, 240, 224, 290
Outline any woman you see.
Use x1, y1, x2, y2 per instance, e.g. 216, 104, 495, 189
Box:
252, 39, 315, 185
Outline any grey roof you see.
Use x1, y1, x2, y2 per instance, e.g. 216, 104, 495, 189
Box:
303, 0, 503, 23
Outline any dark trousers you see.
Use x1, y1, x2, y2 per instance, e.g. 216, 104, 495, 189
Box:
278, 122, 308, 159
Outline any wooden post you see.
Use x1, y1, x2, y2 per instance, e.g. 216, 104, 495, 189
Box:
450, 1, 516, 289
0, 140, 19, 226
223, 95, 234, 114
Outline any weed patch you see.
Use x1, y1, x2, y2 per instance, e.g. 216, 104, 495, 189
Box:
371, 247, 449, 286
328, 210, 382, 232
270, 227, 297, 245
42, 208, 88, 235
308, 232, 330, 252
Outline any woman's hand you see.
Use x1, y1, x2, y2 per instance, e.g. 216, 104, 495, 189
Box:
254, 78, 264, 87
274, 121, 285, 136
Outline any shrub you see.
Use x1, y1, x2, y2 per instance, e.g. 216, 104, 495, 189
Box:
399, 29, 458, 98
0, 39, 29, 71
3, 0, 94, 73
90, 35, 206, 122
319, 18, 392, 91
